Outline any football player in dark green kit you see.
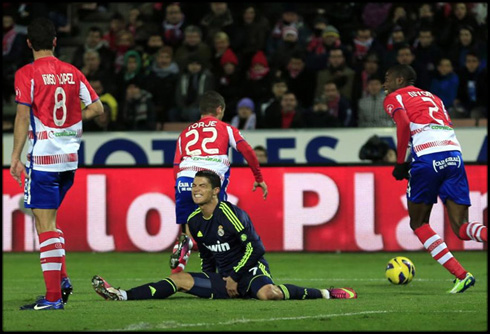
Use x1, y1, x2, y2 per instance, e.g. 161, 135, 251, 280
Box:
92, 170, 357, 301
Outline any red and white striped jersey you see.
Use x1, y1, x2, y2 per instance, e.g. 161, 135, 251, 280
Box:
383, 86, 461, 156
15, 56, 98, 172
174, 115, 262, 182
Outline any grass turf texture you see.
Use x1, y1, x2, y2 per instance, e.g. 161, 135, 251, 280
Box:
3, 252, 487, 331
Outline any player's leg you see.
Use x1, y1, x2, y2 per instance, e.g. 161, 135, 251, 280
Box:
57, 170, 75, 303
245, 261, 357, 300
20, 169, 65, 310
409, 153, 473, 293
440, 159, 487, 243
92, 272, 225, 300
171, 177, 198, 273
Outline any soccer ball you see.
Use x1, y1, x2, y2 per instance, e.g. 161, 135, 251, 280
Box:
385, 256, 415, 284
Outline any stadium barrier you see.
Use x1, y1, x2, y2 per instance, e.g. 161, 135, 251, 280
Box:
2, 128, 487, 165
3, 165, 487, 252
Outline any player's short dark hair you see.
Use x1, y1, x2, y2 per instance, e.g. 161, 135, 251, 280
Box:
27, 18, 56, 51
199, 91, 226, 115
195, 170, 221, 190
387, 64, 417, 85
254, 145, 268, 156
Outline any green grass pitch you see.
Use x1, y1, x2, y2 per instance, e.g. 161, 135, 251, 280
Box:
3, 251, 487, 331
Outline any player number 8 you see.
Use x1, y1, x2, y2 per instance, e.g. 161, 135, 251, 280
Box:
53, 87, 67, 126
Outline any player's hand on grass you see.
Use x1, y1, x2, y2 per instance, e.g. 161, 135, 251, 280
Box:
222, 276, 239, 298
10, 158, 27, 187
253, 181, 268, 199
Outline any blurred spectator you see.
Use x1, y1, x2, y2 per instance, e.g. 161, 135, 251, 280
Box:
121, 80, 156, 131
174, 25, 212, 71
81, 50, 115, 93
474, 67, 487, 120
88, 77, 118, 124
115, 50, 145, 103
412, 28, 442, 89
394, 44, 433, 92
171, 54, 215, 122
376, 5, 416, 46
306, 81, 353, 127
84, 102, 115, 132
231, 5, 270, 73
231, 97, 256, 130
305, 17, 330, 71
449, 25, 486, 72
269, 26, 304, 73
3, 11, 29, 103
357, 75, 391, 127
103, 12, 126, 51
413, 3, 439, 39
141, 33, 164, 72
359, 135, 397, 164
453, 52, 484, 119
430, 58, 459, 112
352, 53, 383, 111
258, 77, 288, 128
211, 31, 232, 73
126, 7, 141, 38
146, 46, 179, 129
200, 2, 234, 46
349, 25, 384, 72
440, 3, 479, 50
267, 4, 309, 55
263, 91, 305, 129
281, 51, 315, 109
383, 25, 408, 68
215, 48, 242, 123
113, 30, 135, 73
315, 47, 355, 101
243, 50, 274, 110
72, 26, 115, 73
253, 145, 268, 164
361, 3, 392, 30
162, 3, 186, 48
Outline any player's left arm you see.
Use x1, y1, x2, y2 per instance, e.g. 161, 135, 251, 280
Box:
10, 104, 30, 187
236, 140, 268, 199
82, 99, 104, 121
224, 205, 266, 282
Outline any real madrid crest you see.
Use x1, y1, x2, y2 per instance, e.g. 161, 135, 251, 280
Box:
217, 225, 225, 237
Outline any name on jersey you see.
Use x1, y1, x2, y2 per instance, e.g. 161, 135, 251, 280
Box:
407, 91, 434, 98
42, 73, 75, 85
188, 120, 217, 129
203, 241, 230, 252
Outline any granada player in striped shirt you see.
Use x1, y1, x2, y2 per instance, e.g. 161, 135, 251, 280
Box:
383, 64, 487, 294
170, 91, 268, 274
10, 18, 103, 310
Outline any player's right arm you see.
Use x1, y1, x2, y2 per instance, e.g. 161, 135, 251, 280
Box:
10, 103, 30, 187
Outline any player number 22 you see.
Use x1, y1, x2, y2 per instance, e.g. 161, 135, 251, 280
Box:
185, 128, 219, 155
53, 87, 67, 126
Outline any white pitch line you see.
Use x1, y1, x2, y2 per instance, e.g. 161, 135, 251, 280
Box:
112, 310, 478, 331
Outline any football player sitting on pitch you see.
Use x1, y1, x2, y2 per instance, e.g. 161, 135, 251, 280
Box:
92, 170, 357, 301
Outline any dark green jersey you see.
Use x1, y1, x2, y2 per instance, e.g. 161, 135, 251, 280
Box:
187, 201, 268, 282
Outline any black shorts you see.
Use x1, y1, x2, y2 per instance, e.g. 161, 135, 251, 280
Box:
190, 261, 274, 299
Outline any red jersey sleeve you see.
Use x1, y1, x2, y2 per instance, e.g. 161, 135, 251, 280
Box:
14, 66, 33, 106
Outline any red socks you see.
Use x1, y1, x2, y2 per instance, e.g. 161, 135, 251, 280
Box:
39, 231, 64, 301
414, 224, 467, 280
459, 222, 487, 242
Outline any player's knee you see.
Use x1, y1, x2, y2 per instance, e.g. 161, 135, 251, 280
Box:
168, 272, 193, 291
256, 284, 283, 300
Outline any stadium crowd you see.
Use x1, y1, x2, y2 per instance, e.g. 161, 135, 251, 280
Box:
3, 2, 488, 131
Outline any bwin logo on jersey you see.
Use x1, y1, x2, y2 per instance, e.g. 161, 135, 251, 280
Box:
204, 241, 230, 252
